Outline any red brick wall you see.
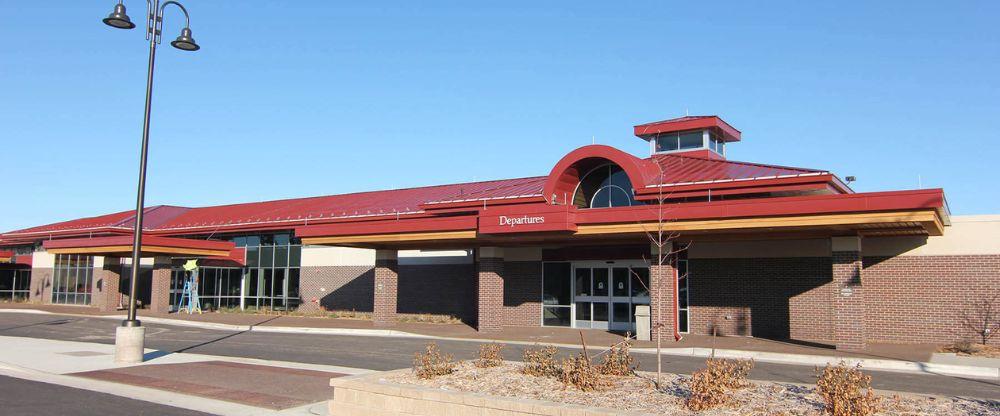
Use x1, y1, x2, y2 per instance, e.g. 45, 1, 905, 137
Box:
298, 266, 374, 312
373, 258, 398, 327
477, 257, 504, 332
650, 261, 678, 342
501, 261, 542, 327
93, 261, 123, 312
863, 255, 1000, 346
399, 264, 476, 320
149, 266, 172, 314
833, 250, 866, 351
688, 257, 834, 343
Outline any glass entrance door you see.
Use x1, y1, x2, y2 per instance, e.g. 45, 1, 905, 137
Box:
572, 261, 649, 332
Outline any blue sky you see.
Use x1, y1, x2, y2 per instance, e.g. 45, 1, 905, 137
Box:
1, 1, 997, 232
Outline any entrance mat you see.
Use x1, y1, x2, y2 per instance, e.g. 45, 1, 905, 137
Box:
71, 360, 345, 410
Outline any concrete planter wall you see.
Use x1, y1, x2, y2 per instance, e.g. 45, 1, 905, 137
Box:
328, 370, 645, 416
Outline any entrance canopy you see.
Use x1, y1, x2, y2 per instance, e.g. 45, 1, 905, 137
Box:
42, 235, 237, 259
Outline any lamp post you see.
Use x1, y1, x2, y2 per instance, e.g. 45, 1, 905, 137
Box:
102, 0, 200, 363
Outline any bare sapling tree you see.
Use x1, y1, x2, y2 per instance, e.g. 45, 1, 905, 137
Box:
629, 164, 690, 389
960, 291, 1000, 345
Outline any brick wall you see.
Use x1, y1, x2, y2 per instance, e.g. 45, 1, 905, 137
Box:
688, 257, 834, 343
373, 257, 399, 327
399, 264, 476, 320
863, 255, 1000, 346
149, 266, 172, 314
29, 268, 52, 303
298, 266, 375, 312
832, 250, 865, 351
477, 257, 504, 332
501, 261, 541, 327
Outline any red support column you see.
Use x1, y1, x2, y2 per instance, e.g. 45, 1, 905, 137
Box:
477, 247, 504, 333
649, 243, 677, 343
832, 237, 866, 351
373, 249, 399, 327
149, 257, 172, 314
95, 257, 123, 312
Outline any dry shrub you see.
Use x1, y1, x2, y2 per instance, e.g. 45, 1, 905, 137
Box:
474, 343, 504, 368
815, 362, 881, 416
598, 339, 637, 376
559, 353, 612, 392
686, 366, 730, 410
685, 358, 755, 411
950, 340, 981, 355
413, 343, 455, 379
521, 345, 560, 377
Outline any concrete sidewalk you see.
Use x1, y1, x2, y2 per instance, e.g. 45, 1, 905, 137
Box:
3, 306, 997, 380
0, 334, 371, 416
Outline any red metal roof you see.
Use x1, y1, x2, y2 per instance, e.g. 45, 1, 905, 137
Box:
648, 153, 826, 188
1, 146, 845, 240
149, 177, 547, 233
634, 115, 742, 142
1, 205, 191, 239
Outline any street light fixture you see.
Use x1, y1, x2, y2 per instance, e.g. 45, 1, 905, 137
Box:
101, 0, 200, 363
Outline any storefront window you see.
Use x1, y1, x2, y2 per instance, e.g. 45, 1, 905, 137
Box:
239, 233, 301, 311
0, 269, 30, 302
52, 254, 93, 305
542, 262, 571, 326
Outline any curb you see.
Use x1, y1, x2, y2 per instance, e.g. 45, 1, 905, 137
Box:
627, 347, 1000, 380
3, 308, 997, 380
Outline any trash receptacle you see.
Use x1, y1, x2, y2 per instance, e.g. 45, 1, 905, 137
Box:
635, 305, 651, 341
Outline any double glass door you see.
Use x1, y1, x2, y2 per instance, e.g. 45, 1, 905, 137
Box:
573, 261, 650, 331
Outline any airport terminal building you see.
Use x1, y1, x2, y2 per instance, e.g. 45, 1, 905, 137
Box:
2, 116, 997, 351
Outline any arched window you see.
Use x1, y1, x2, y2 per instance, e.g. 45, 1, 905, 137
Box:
572, 164, 636, 208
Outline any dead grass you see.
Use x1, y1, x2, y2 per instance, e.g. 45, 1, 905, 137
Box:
939, 341, 1000, 358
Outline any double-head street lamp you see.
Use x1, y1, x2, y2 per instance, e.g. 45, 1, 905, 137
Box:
102, 0, 199, 362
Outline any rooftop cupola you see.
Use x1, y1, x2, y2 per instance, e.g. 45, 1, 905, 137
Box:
633, 115, 741, 160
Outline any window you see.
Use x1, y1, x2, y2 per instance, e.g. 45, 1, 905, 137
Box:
542, 262, 572, 326
52, 254, 93, 305
572, 164, 636, 209
655, 130, 717, 154
0, 269, 30, 302
678, 259, 690, 333
170, 233, 302, 312
239, 233, 301, 311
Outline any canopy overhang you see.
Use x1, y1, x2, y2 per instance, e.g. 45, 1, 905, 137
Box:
42, 236, 236, 258
297, 189, 948, 248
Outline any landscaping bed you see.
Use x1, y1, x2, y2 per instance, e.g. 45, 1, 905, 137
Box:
388, 342, 999, 416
